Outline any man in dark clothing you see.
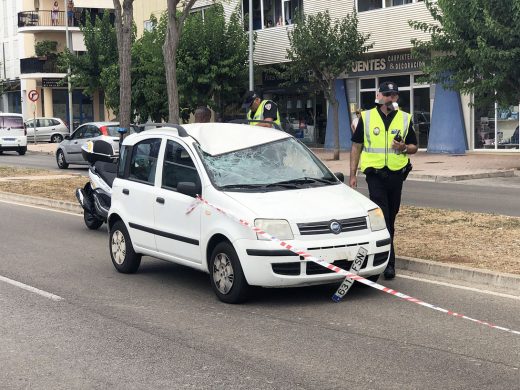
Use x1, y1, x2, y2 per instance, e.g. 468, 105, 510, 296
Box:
349, 81, 418, 279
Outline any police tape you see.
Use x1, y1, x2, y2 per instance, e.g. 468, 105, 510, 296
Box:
186, 195, 520, 336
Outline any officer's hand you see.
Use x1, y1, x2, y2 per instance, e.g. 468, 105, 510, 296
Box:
392, 139, 406, 152
349, 175, 357, 188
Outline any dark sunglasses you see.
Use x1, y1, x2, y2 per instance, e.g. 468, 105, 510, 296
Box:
382, 92, 398, 97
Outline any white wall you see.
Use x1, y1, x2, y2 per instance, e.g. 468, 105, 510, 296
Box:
0, 0, 21, 80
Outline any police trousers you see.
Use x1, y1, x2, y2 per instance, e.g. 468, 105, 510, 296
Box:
365, 170, 404, 268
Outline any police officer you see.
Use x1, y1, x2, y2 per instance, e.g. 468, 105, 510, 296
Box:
349, 81, 418, 279
243, 91, 281, 128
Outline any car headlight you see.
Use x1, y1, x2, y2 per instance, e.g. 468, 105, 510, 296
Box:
254, 219, 294, 240
368, 208, 386, 231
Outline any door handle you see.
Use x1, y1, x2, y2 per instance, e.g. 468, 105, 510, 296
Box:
122, 189, 129, 195
156, 197, 165, 204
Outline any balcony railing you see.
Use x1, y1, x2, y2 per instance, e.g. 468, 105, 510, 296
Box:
18, 9, 114, 28
20, 57, 61, 74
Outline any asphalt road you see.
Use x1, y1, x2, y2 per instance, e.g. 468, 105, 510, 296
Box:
1, 151, 519, 216
1, 201, 519, 389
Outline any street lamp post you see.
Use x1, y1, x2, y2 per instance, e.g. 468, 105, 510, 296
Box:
64, 0, 73, 133
248, 0, 253, 91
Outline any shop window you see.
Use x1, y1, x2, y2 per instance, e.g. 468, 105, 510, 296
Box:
243, 0, 301, 30
379, 75, 410, 87
413, 87, 430, 148
474, 101, 520, 150
360, 78, 376, 89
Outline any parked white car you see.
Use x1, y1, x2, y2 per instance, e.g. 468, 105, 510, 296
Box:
0, 113, 27, 155
25, 117, 69, 143
108, 123, 390, 303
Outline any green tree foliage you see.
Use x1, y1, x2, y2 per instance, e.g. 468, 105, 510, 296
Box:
35, 40, 58, 57
410, 0, 520, 106
177, 5, 249, 117
131, 4, 249, 122
286, 10, 372, 159
59, 10, 120, 112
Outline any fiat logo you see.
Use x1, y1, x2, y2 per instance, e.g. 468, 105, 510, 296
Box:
330, 221, 341, 234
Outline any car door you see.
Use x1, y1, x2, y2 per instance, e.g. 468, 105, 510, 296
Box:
119, 137, 162, 251
25, 119, 36, 141
154, 139, 202, 264
65, 125, 87, 162
36, 118, 53, 141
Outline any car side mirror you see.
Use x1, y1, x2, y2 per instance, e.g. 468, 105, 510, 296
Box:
177, 181, 201, 197
64, 135, 71, 140
334, 172, 345, 182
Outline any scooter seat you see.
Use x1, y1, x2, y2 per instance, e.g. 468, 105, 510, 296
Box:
94, 161, 117, 187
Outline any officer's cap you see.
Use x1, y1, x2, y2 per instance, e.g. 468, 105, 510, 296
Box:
242, 91, 261, 108
378, 81, 399, 94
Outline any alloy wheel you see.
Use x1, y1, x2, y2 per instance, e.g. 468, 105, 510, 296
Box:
111, 230, 126, 265
213, 253, 234, 294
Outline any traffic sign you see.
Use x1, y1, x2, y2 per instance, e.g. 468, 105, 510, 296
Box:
28, 90, 40, 102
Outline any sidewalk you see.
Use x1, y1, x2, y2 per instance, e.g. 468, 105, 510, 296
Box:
312, 149, 520, 182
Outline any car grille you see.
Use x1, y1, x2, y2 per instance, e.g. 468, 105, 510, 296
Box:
297, 217, 367, 235
272, 262, 300, 276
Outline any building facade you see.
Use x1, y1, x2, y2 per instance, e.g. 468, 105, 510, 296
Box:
0, 0, 114, 128
133, 0, 520, 152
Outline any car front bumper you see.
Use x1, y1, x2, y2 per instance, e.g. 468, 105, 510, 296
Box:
234, 230, 391, 287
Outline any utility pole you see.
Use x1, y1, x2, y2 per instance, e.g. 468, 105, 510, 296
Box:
64, 0, 73, 132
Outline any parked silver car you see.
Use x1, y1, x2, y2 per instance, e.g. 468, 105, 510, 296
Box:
25, 117, 69, 143
56, 122, 139, 169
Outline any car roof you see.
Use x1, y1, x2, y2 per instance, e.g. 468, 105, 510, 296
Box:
77, 121, 119, 128
0, 113, 23, 117
125, 123, 292, 156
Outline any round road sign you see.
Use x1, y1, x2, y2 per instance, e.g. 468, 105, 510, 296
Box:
28, 90, 40, 102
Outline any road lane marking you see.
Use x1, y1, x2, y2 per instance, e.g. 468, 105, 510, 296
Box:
0, 199, 81, 217
0, 274, 64, 301
398, 274, 520, 301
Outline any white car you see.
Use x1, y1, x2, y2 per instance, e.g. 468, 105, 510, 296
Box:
0, 113, 27, 155
25, 117, 69, 143
108, 123, 390, 303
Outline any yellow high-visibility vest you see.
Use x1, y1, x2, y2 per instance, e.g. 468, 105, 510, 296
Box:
359, 107, 411, 172
247, 100, 281, 127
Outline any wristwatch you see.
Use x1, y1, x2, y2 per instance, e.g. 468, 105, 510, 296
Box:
402, 145, 408, 154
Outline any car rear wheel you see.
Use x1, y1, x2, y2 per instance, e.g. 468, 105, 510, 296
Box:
209, 242, 249, 304
51, 134, 63, 143
17, 147, 27, 155
109, 220, 141, 273
56, 149, 69, 169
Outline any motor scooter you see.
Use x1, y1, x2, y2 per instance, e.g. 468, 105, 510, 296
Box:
75, 139, 118, 230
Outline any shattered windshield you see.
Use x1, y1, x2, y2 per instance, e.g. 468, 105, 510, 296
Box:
199, 138, 338, 191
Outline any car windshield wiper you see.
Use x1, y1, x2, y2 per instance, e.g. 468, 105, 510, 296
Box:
275, 177, 337, 186
220, 184, 267, 190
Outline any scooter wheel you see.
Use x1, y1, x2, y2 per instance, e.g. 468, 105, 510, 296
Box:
84, 209, 103, 230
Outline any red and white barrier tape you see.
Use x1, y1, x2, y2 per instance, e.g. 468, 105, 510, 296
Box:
187, 195, 520, 336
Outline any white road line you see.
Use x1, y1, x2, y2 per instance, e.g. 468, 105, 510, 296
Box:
0, 199, 81, 217
398, 274, 520, 301
0, 275, 64, 301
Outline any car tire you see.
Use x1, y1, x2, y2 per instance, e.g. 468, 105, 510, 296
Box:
109, 220, 141, 274
84, 210, 103, 230
51, 134, 63, 143
209, 241, 250, 304
17, 147, 27, 155
56, 149, 69, 169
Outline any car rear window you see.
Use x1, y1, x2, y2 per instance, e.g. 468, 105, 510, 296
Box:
106, 125, 140, 137
2, 116, 24, 129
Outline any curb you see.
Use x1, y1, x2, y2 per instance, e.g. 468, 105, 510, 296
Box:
397, 256, 520, 294
0, 191, 82, 214
27, 149, 56, 156
408, 169, 516, 182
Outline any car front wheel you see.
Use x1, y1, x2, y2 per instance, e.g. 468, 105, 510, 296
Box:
209, 242, 249, 304
109, 220, 141, 273
17, 146, 27, 155
56, 149, 69, 169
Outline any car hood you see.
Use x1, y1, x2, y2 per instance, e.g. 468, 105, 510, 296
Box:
222, 183, 376, 222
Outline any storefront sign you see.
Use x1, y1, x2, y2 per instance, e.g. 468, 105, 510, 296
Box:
42, 78, 66, 88
348, 51, 425, 77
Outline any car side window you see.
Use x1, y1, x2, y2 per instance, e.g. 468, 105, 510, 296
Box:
117, 145, 129, 178
71, 126, 86, 139
26, 119, 35, 127
51, 119, 61, 126
162, 140, 200, 191
84, 126, 101, 138
129, 138, 162, 185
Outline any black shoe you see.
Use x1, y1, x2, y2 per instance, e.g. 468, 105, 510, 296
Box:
384, 265, 395, 280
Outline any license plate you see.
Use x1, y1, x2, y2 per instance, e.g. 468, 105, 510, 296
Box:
332, 247, 368, 302
2, 138, 15, 141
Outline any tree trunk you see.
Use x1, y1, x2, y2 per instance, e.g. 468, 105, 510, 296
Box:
113, 0, 133, 132
163, 16, 180, 124
330, 81, 340, 160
